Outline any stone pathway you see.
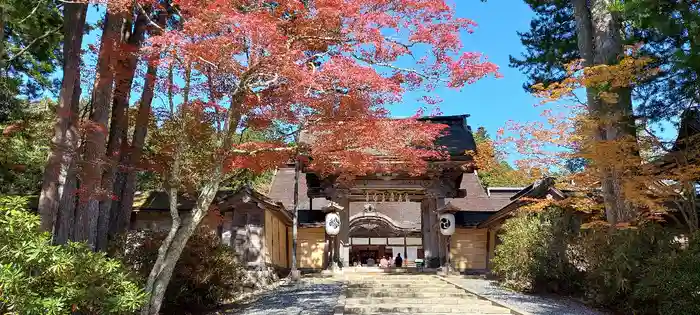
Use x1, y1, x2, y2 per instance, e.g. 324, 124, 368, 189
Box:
212, 277, 344, 315
344, 273, 513, 314
442, 276, 609, 315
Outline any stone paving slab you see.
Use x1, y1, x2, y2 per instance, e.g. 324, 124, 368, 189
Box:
442, 276, 609, 315
212, 277, 344, 315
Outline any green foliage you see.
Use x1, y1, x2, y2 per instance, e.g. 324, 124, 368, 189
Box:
508, 0, 579, 92
574, 226, 700, 314
0, 196, 146, 315
0, 0, 63, 119
633, 235, 700, 315
511, 0, 700, 121
111, 227, 247, 313
473, 126, 531, 187
492, 207, 582, 293
0, 101, 53, 194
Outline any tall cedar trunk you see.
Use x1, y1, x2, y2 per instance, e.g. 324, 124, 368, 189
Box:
115, 61, 158, 233
74, 11, 124, 247
590, 0, 637, 224
38, 3, 87, 235
53, 77, 82, 244
100, 10, 149, 249
573, 0, 637, 225
114, 9, 167, 237
141, 86, 245, 315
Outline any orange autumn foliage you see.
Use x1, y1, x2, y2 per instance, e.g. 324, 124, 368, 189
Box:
503, 47, 700, 231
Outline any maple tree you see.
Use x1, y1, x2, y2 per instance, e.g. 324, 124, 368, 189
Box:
471, 126, 533, 187
503, 48, 700, 231
114, 1, 499, 313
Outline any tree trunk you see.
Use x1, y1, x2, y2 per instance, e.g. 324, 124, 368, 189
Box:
141, 181, 221, 315
74, 11, 124, 247
591, 0, 637, 224
115, 61, 158, 234
53, 76, 82, 244
141, 84, 245, 315
114, 8, 167, 237
38, 2, 87, 235
573, 0, 638, 225
100, 10, 149, 250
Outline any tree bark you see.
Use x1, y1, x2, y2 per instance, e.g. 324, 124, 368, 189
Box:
38, 2, 87, 235
100, 9, 149, 249
53, 76, 82, 244
573, 0, 638, 225
141, 82, 245, 315
591, 0, 637, 224
74, 11, 124, 247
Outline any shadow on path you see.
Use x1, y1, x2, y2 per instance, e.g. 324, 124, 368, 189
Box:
210, 280, 343, 315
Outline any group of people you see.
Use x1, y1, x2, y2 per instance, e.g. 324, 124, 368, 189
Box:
379, 253, 403, 268
355, 253, 404, 268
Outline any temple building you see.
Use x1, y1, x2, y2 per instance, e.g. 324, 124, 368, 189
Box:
130, 114, 567, 273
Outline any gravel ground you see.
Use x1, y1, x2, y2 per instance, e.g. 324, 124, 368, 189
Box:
210, 277, 343, 315
443, 276, 608, 315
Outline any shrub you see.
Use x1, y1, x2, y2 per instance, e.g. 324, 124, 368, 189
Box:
634, 234, 700, 315
111, 227, 247, 314
0, 196, 146, 315
573, 225, 678, 312
576, 225, 700, 314
491, 206, 582, 294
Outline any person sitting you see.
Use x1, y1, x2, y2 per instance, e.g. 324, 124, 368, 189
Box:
379, 256, 389, 268
394, 253, 403, 268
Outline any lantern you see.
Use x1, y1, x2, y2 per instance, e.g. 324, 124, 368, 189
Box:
325, 212, 341, 236
439, 213, 455, 236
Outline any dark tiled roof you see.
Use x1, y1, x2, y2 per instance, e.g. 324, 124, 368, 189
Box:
455, 211, 495, 227
487, 189, 523, 210
418, 115, 477, 158
446, 173, 494, 211
673, 107, 700, 152
298, 114, 477, 159
478, 177, 562, 228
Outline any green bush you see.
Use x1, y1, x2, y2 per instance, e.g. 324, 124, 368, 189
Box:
491, 206, 582, 294
634, 234, 700, 315
0, 196, 146, 315
111, 227, 247, 314
576, 225, 700, 314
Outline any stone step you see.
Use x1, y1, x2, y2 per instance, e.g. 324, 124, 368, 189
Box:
347, 287, 465, 295
349, 314, 510, 315
345, 297, 493, 306
344, 304, 512, 314
348, 282, 455, 287
346, 290, 477, 298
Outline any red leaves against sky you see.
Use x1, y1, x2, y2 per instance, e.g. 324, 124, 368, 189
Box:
132, 0, 497, 178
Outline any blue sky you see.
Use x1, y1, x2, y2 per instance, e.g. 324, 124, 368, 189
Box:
388, 1, 541, 138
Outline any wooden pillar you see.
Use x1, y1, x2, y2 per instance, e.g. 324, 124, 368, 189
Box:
421, 195, 445, 267
335, 193, 350, 268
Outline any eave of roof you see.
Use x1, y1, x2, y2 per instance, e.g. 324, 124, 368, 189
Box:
478, 178, 563, 228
